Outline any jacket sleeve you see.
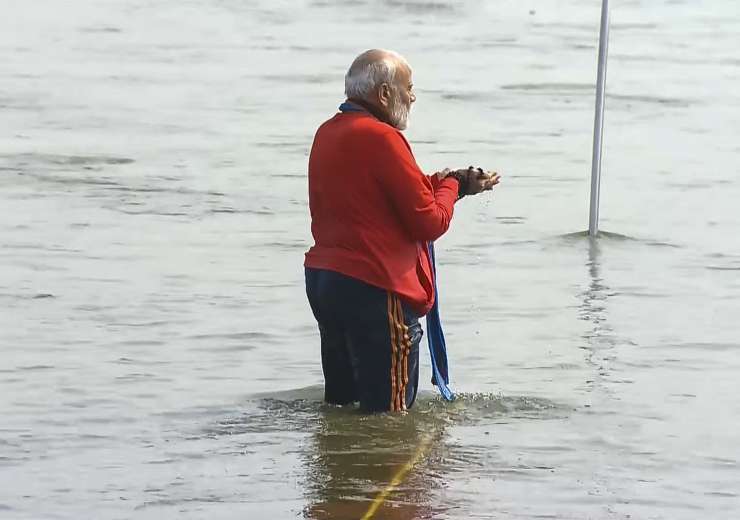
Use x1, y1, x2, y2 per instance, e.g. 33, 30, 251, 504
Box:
429, 172, 444, 192
373, 131, 459, 242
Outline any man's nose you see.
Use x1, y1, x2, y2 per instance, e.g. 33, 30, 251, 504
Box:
410, 92, 416, 103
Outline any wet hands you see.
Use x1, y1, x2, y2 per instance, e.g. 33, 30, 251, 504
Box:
461, 166, 501, 196
436, 166, 501, 198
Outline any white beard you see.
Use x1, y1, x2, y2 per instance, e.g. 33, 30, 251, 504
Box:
389, 93, 411, 131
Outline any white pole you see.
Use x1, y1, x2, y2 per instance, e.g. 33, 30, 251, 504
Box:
589, 0, 610, 237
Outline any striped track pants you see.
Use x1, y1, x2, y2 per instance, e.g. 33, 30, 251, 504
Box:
305, 267, 421, 412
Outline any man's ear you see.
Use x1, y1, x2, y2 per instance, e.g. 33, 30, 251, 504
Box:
378, 83, 391, 107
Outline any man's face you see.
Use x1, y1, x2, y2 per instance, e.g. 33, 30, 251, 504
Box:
387, 65, 416, 130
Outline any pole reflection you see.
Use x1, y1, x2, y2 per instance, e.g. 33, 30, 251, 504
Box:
579, 237, 617, 389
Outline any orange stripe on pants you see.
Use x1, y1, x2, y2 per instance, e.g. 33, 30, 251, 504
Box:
386, 293, 399, 411
398, 297, 408, 411
387, 295, 410, 412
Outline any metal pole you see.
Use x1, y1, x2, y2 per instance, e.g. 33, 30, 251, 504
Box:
589, 0, 610, 237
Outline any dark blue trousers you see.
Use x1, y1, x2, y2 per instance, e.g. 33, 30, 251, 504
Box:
305, 267, 421, 412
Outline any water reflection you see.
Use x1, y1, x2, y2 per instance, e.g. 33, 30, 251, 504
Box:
579, 236, 616, 389
298, 392, 563, 518
580, 238, 609, 331
302, 406, 447, 519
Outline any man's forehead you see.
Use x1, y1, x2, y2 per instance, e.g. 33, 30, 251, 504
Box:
396, 63, 413, 83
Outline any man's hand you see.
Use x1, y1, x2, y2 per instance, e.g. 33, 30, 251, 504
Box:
435, 166, 501, 197
452, 166, 502, 196
434, 168, 453, 181
467, 166, 501, 195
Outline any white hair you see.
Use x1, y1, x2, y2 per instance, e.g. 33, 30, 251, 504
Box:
344, 49, 408, 100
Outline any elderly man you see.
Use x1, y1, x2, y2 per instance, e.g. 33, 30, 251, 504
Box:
304, 49, 500, 413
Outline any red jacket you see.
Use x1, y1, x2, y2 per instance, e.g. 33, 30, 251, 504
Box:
304, 110, 459, 316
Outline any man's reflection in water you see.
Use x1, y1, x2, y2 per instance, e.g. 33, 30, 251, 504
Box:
302, 404, 447, 520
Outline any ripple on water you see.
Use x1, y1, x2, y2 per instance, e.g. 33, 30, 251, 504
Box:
16, 364, 55, 371
2, 153, 134, 167
440, 91, 495, 102
383, 0, 458, 14
186, 331, 278, 353
607, 93, 693, 108
195, 387, 566, 440
501, 82, 594, 92
661, 341, 740, 352
557, 230, 684, 249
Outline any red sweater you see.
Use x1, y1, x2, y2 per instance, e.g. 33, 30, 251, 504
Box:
304, 111, 459, 316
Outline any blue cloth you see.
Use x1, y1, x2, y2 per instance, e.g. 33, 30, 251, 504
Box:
338, 101, 365, 113
426, 242, 455, 401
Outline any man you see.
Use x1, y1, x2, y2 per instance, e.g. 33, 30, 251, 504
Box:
305, 49, 500, 413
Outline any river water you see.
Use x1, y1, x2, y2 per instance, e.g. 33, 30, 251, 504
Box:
2, 0, 739, 518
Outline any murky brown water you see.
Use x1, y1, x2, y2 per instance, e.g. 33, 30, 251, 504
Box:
2, 0, 740, 518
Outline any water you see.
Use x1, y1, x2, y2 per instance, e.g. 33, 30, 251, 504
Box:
2, 0, 740, 518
